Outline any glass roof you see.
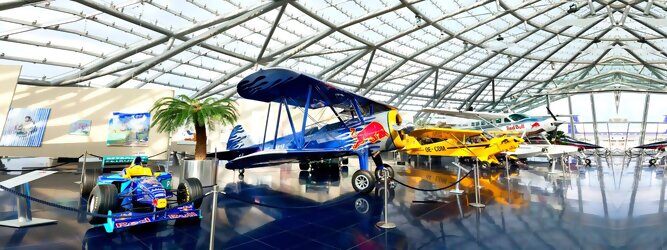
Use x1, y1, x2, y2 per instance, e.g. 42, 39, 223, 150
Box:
2, 0, 667, 112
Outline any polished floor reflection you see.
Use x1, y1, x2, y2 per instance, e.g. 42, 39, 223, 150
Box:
1, 155, 667, 249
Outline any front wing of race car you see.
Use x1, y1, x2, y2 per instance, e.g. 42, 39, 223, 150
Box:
101, 204, 201, 233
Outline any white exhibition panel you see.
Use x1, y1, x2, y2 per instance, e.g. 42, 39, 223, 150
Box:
0, 84, 174, 158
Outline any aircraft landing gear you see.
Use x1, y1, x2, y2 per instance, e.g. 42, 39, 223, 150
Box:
649, 158, 657, 167
374, 164, 395, 181
352, 170, 375, 194
299, 162, 310, 171
584, 158, 592, 167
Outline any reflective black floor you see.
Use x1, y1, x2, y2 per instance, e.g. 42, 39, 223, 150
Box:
1, 155, 667, 249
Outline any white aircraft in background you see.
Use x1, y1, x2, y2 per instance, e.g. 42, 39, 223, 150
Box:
421, 108, 596, 166
421, 108, 566, 137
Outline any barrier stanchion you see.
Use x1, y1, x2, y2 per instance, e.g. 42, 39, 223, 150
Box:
504, 155, 510, 180
469, 159, 485, 208
376, 168, 395, 229
0, 182, 57, 227
450, 162, 465, 195
209, 184, 219, 250
82, 151, 88, 175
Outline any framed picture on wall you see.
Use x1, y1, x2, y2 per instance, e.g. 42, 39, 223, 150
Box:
106, 112, 150, 146
0, 107, 51, 147
69, 120, 92, 136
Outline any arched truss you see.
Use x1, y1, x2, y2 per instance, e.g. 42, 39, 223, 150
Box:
2, 0, 667, 113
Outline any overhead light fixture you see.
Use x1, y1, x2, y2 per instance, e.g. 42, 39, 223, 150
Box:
463, 41, 469, 50
592, 37, 601, 43
440, 29, 444, 36
567, 4, 578, 14
550, 61, 555, 70
496, 35, 504, 41
415, 14, 422, 23
639, 37, 647, 43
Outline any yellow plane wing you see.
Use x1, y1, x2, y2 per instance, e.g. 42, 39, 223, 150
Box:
409, 128, 482, 141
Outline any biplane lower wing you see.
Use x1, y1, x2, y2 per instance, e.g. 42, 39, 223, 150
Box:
635, 140, 667, 150
225, 149, 354, 170
206, 146, 261, 161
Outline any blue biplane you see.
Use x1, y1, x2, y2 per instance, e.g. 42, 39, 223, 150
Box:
210, 68, 408, 193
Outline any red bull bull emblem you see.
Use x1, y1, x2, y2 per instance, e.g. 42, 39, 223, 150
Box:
349, 121, 389, 150
531, 122, 540, 128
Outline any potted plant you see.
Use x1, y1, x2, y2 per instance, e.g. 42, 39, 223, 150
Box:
151, 95, 238, 185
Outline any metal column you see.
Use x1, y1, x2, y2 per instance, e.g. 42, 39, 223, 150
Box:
639, 93, 650, 146
589, 93, 600, 147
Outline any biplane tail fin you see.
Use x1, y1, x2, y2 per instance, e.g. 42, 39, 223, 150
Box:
227, 125, 254, 150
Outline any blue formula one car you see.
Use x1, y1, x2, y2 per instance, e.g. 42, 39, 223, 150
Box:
81, 157, 204, 233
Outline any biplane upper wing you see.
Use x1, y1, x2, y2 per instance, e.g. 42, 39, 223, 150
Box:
225, 149, 353, 170
237, 68, 395, 112
420, 108, 508, 120
408, 128, 482, 142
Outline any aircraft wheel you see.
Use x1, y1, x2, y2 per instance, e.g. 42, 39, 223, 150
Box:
374, 164, 395, 181
87, 184, 118, 225
238, 169, 245, 177
375, 186, 395, 202
340, 166, 349, 177
584, 159, 592, 167
299, 162, 310, 171
649, 159, 657, 166
298, 171, 309, 185
352, 170, 375, 194
354, 197, 371, 215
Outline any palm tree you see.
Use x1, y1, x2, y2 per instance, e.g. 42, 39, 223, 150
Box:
151, 95, 238, 160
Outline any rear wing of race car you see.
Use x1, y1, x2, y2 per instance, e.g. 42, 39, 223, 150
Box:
101, 156, 148, 172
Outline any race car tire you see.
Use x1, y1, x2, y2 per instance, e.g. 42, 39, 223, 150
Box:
374, 164, 395, 181
88, 184, 118, 225
352, 170, 375, 194
178, 178, 203, 209
80, 166, 100, 198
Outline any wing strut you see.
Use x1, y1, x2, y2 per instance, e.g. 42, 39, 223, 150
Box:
313, 85, 346, 126
261, 102, 271, 150
282, 97, 299, 147
351, 99, 365, 124
273, 102, 283, 149
299, 85, 312, 149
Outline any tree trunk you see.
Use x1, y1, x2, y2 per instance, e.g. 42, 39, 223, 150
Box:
194, 122, 207, 160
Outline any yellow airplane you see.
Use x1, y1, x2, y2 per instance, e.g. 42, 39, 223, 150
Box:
399, 128, 524, 166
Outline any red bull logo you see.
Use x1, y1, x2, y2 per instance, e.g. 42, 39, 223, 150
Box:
350, 121, 389, 150
531, 122, 540, 128
506, 124, 524, 130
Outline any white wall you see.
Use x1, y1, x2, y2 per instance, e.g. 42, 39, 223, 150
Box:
0, 85, 174, 158
0, 65, 19, 135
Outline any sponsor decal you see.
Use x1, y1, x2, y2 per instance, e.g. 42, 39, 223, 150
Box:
506, 124, 525, 130
167, 212, 198, 219
531, 122, 540, 128
115, 217, 151, 228
349, 121, 389, 149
